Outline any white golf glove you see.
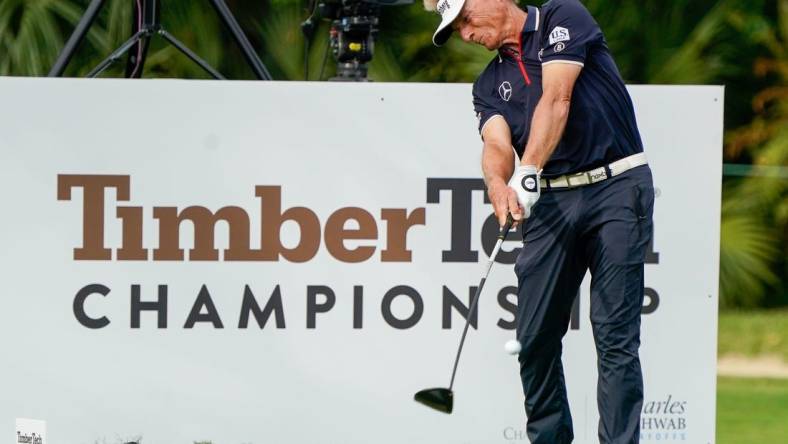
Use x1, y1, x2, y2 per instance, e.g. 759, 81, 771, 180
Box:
508, 165, 541, 219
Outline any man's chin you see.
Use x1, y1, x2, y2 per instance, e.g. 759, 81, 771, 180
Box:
467, 38, 499, 51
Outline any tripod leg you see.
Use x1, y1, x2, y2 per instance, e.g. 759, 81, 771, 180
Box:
158, 30, 226, 80
87, 30, 148, 78
207, 0, 272, 80
125, 35, 152, 79
124, 0, 155, 78
48, 0, 107, 77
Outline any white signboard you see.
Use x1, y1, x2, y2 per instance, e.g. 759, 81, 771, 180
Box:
0, 78, 722, 443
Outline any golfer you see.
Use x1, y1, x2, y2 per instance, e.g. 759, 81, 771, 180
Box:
426, 0, 655, 442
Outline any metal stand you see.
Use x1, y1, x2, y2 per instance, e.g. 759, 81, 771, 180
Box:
48, 0, 272, 80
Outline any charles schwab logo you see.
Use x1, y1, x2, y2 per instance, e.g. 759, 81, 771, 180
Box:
502, 426, 528, 442
640, 395, 688, 441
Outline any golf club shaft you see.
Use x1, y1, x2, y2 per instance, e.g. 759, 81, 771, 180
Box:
448, 215, 514, 390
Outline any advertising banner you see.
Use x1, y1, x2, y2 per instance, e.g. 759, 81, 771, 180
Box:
0, 78, 722, 443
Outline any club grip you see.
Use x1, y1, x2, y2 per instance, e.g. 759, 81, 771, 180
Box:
497, 213, 515, 240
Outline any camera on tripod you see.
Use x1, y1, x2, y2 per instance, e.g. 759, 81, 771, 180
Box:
306, 0, 413, 81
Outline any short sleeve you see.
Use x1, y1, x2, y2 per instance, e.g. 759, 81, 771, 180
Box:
472, 80, 503, 139
540, 0, 602, 67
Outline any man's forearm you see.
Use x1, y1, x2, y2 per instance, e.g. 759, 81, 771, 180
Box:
521, 96, 571, 169
482, 141, 515, 188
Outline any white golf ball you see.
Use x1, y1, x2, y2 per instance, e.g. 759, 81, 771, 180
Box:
504, 339, 522, 355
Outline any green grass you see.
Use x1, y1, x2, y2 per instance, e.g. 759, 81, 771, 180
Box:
716, 310, 788, 442
717, 377, 788, 443
718, 309, 788, 360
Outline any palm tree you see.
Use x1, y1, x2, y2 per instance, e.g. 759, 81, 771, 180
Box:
0, 0, 88, 75
721, 0, 788, 307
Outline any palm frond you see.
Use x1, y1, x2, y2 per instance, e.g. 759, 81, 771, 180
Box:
719, 213, 780, 308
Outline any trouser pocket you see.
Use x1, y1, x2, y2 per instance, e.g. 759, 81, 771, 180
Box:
631, 178, 655, 263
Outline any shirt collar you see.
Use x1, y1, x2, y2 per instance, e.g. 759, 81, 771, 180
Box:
523, 5, 540, 34
498, 5, 540, 60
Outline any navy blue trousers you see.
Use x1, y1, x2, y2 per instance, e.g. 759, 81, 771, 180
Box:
514, 165, 654, 444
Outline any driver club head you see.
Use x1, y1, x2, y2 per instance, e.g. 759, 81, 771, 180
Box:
414, 387, 453, 414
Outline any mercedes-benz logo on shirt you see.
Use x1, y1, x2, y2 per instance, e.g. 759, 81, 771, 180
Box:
498, 81, 513, 101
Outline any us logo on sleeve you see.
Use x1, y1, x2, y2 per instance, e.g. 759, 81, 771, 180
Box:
548, 26, 570, 45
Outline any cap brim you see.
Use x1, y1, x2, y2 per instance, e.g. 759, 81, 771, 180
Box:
432, 26, 454, 46
432, 0, 464, 46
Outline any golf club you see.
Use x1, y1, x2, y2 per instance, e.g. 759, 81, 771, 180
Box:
414, 213, 515, 414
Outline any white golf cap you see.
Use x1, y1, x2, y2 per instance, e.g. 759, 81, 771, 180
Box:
432, 0, 466, 46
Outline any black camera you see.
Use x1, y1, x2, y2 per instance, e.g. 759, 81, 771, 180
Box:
304, 0, 413, 81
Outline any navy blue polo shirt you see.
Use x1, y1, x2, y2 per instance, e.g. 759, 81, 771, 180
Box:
472, 0, 644, 178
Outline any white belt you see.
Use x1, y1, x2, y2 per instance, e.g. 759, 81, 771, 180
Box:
539, 152, 648, 189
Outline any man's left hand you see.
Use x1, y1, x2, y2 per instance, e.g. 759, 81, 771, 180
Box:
508, 165, 541, 219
